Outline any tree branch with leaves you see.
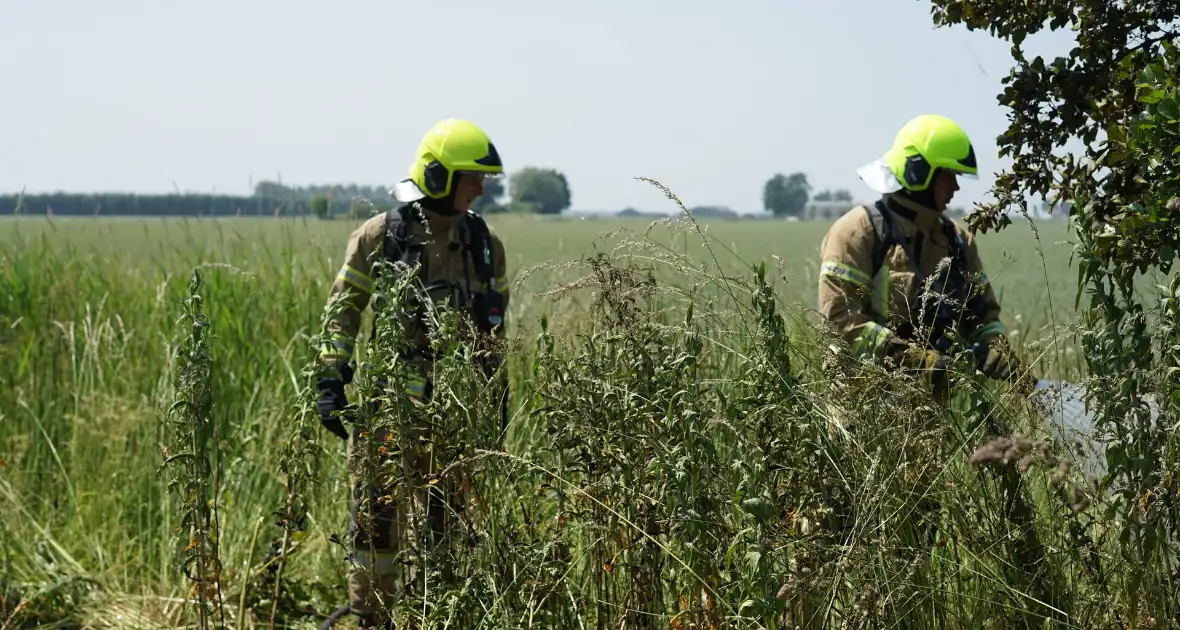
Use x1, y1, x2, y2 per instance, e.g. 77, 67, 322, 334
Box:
927, 1, 1180, 624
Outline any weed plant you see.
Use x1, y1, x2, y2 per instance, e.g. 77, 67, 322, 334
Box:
0, 180, 1173, 628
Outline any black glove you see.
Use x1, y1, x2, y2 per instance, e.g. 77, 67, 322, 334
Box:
972, 337, 1036, 396
316, 362, 354, 441
972, 335, 1027, 379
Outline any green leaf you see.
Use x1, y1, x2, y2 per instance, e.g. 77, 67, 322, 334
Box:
1140, 88, 1166, 105
1158, 96, 1180, 121
740, 497, 772, 523
1106, 124, 1126, 144
745, 550, 763, 574
724, 527, 754, 571
1143, 63, 1162, 83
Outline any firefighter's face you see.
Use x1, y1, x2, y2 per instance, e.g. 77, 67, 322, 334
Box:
931, 169, 960, 211
452, 173, 485, 212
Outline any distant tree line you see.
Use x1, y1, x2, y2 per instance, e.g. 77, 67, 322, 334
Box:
3, 166, 1001, 220
0, 193, 315, 217
281, 166, 574, 220
0, 166, 576, 219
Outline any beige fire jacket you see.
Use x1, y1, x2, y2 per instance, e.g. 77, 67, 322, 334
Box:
817, 193, 1004, 359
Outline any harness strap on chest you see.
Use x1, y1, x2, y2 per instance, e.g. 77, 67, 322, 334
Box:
460, 210, 496, 286
381, 204, 495, 286
861, 199, 978, 339
864, 199, 974, 281
382, 204, 422, 273
864, 199, 921, 282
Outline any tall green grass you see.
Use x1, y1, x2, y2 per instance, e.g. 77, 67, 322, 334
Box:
0, 197, 1168, 628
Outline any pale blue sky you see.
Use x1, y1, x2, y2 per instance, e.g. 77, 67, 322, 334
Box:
0, 1, 1077, 214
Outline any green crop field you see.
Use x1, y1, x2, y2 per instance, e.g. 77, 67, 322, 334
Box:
0, 210, 1164, 628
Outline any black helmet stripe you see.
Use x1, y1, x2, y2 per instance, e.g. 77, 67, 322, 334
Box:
474, 141, 502, 167
957, 144, 977, 169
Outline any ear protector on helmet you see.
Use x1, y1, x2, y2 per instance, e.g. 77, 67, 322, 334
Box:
423, 160, 451, 196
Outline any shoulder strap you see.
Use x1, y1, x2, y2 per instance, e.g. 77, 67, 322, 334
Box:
461, 210, 496, 285
940, 216, 975, 295
382, 204, 411, 263
866, 198, 922, 281
382, 203, 430, 273
941, 216, 967, 264
861, 203, 888, 279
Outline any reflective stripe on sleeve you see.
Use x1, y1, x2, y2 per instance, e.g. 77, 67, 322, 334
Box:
821, 261, 871, 287
337, 264, 375, 294
320, 335, 355, 363
405, 376, 427, 397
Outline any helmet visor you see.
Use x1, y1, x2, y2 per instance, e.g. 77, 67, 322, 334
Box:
454, 169, 504, 181
857, 159, 904, 194
390, 178, 426, 203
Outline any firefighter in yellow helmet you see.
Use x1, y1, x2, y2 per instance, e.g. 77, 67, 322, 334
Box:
817, 114, 1029, 402
315, 117, 510, 628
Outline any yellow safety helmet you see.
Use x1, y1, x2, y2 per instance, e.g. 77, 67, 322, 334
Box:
858, 114, 978, 194
390, 118, 504, 203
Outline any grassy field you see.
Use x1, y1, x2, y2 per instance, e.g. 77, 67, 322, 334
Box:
0, 210, 1087, 344
0, 208, 1169, 628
